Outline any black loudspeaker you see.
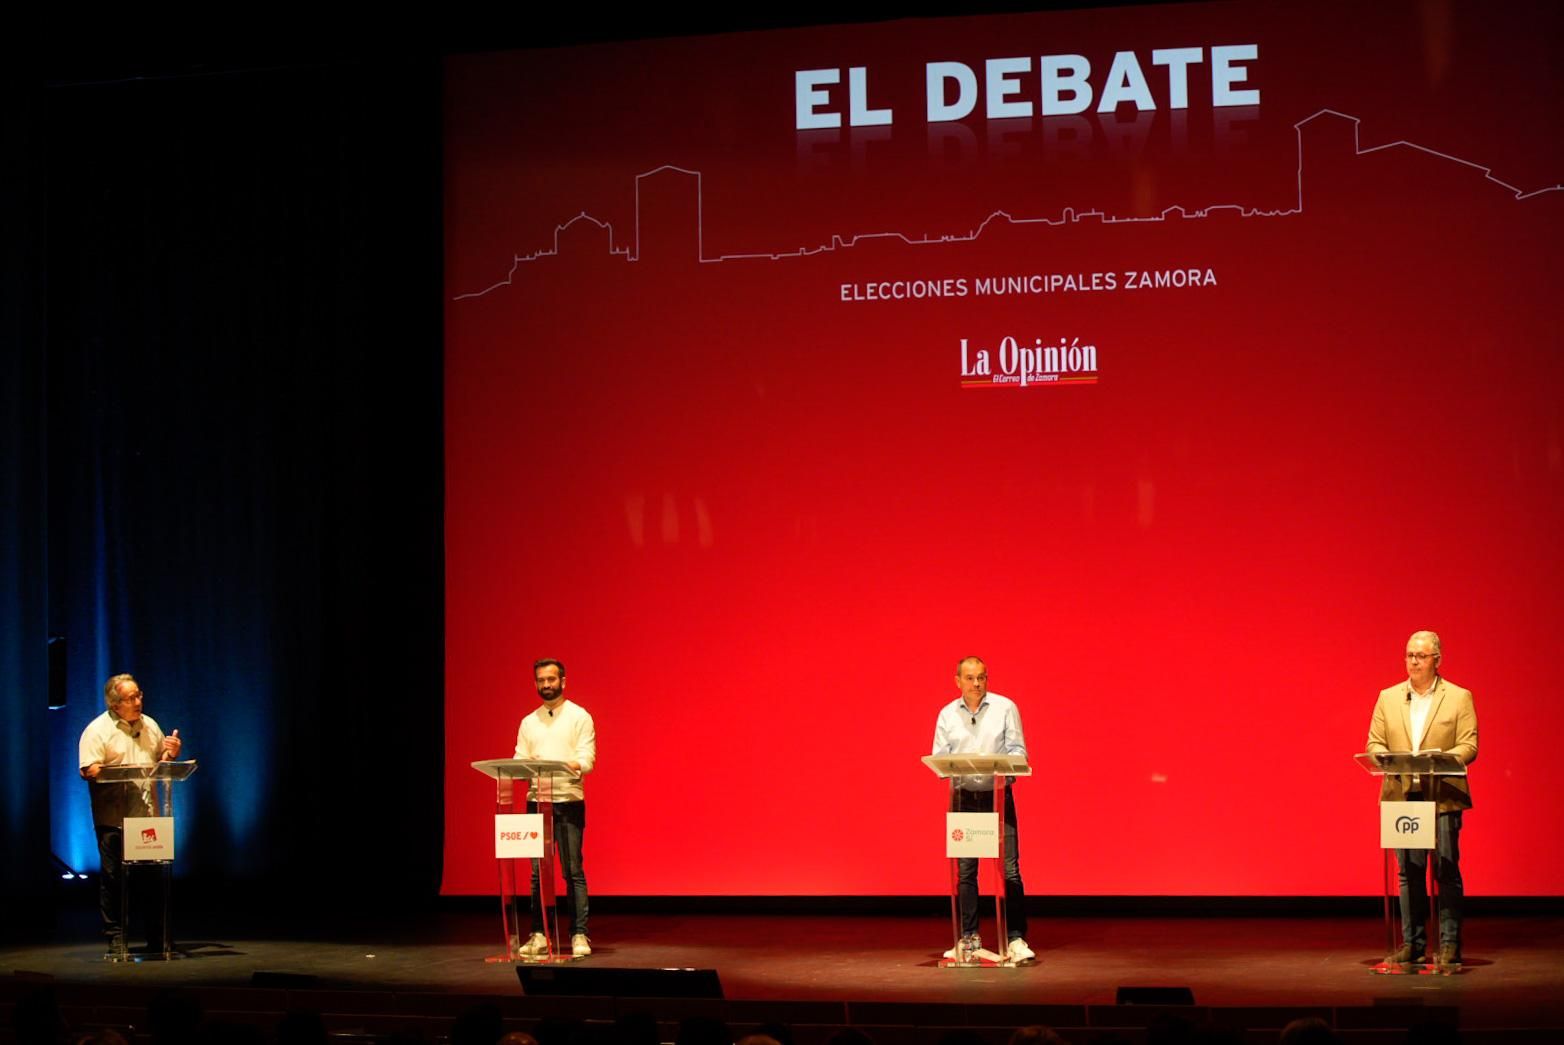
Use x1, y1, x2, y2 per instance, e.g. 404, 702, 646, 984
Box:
1115, 986, 1195, 1005
47, 637, 66, 709
517, 966, 723, 998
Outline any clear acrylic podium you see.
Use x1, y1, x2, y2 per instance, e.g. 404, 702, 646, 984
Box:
94, 760, 198, 962
922, 753, 1031, 968
1353, 751, 1467, 975
471, 758, 580, 964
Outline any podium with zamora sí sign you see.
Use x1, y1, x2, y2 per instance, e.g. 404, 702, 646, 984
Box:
922, 753, 1031, 968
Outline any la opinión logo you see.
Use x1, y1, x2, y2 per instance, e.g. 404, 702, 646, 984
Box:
960, 336, 1099, 388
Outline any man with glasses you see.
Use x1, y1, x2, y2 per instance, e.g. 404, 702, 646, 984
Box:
78, 674, 184, 953
1365, 631, 1478, 970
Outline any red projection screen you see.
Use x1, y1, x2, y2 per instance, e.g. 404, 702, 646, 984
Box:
442, 1, 1562, 896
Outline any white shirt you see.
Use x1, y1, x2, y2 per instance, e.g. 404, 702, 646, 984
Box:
1409, 680, 1438, 753
78, 710, 166, 826
931, 691, 1028, 792
514, 699, 597, 802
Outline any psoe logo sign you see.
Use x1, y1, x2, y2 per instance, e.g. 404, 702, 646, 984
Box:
495, 813, 545, 858
961, 336, 1098, 389
1394, 815, 1421, 834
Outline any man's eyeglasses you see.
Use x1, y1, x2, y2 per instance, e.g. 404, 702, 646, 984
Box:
1405, 652, 1436, 663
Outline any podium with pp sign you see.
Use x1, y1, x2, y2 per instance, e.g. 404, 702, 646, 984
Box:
923, 753, 1030, 968
1354, 751, 1466, 975
471, 758, 578, 964
95, 760, 198, 962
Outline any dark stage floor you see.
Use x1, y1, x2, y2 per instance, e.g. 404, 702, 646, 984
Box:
6, 909, 1564, 1036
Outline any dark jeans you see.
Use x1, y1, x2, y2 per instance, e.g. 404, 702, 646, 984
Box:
529, 800, 589, 938
952, 786, 1027, 940
95, 826, 168, 946
1397, 807, 1463, 954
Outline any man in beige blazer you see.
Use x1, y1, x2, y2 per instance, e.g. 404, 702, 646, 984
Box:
1365, 630, 1478, 969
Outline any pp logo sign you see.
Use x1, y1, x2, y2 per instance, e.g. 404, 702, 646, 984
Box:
495, 813, 545, 858
1380, 801, 1435, 850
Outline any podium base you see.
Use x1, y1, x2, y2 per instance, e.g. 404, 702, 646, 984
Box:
939, 946, 1017, 969
104, 948, 181, 963
487, 937, 588, 965
1372, 958, 1462, 977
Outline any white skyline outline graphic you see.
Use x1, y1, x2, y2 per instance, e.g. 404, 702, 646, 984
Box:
453, 109, 1562, 301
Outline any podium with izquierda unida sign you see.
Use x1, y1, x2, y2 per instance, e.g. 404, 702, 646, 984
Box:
94, 760, 198, 963
922, 753, 1031, 968
471, 758, 583, 964
1353, 750, 1467, 975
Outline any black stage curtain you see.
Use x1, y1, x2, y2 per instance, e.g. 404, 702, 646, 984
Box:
4, 55, 444, 911
2, 72, 53, 903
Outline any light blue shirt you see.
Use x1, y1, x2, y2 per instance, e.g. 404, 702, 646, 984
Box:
931, 691, 1028, 791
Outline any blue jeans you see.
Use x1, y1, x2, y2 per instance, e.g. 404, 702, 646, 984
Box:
1397, 808, 1462, 954
529, 800, 589, 938
953, 786, 1027, 940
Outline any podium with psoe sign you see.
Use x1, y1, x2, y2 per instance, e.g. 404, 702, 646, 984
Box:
471, 758, 581, 964
94, 760, 198, 963
1353, 751, 1467, 975
922, 753, 1031, 968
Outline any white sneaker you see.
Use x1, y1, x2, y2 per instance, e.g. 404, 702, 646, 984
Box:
942, 934, 981, 958
571, 934, 592, 957
518, 932, 549, 957
1007, 937, 1035, 962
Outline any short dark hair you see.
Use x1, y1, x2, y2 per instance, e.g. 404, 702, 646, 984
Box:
534, 658, 566, 678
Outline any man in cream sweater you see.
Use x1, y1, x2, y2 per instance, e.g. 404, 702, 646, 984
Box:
515, 658, 597, 957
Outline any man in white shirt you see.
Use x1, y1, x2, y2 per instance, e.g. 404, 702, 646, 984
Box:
931, 656, 1034, 963
1365, 630, 1478, 970
78, 673, 184, 952
514, 658, 597, 958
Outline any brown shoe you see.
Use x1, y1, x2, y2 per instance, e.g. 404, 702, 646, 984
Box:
1386, 944, 1425, 966
1438, 944, 1462, 968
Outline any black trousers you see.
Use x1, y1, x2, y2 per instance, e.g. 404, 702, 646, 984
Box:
951, 786, 1028, 940
96, 826, 168, 946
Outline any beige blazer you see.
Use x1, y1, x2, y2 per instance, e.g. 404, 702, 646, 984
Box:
1365, 677, 1477, 812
